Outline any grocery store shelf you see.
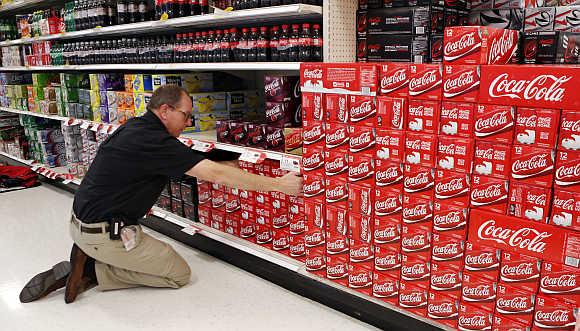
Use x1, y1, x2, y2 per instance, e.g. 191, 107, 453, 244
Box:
0, 4, 322, 46
0, 106, 68, 121
0, 0, 63, 14
0, 151, 82, 186
0, 62, 302, 72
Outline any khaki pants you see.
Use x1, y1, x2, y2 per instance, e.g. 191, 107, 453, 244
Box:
69, 214, 191, 291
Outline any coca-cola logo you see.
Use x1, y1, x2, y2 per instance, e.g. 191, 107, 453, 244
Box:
404, 171, 434, 193
399, 291, 427, 308
430, 272, 461, 290
476, 219, 552, 254
500, 262, 540, 282
375, 196, 402, 216
225, 199, 240, 212
375, 254, 401, 270
289, 219, 305, 234
488, 30, 517, 65
303, 125, 324, 144
534, 309, 574, 328
349, 161, 374, 181
303, 152, 323, 171
471, 183, 508, 206
496, 296, 534, 314
326, 184, 348, 203
304, 179, 324, 197
266, 129, 283, 146
305, 231, 324, 247
403, 203, 432, 223
458, 314, 492, 330
435, 177, 469, 199
350, 246, 373, 262
303, 68, 323, 80
285, 130, 302, 149
373, 281, 398, 297
475, 110, 513, 137
349, 272, 372, 288
325, 155, 348, 176
511, 152, 554, 179
561, 118, 580, 134
272, 214, 289, 228
289, 242, 305, 256
240, 225, 255, 237
350, 131, 375, 152
326, 127, 349, 148
555, 161, 580, 186
326, 238, 348, 255
401, 233, 430, 252
374, 225, 400, 244
434, 210, 467, 231
381, 68, 408, 94
327, 263, 348, 279
462, 284, 496, 302
540, 274, 580, 294
375, 165, 403, 186
256, 230, 272, 244
443, 69, 480, 98
401, 262, 430, 281
409, 70, 441, 96
444, 32, 481, 62
526, 191, 547, 206
488, 73, 572, 103
464, 252, 499, 271
305, 255, 325, 271
432, 242, 463, 261
552, 196, 575, 211
428, 302, 457, 319
265, 103, 284, 121
273, 236, 289, 250
350, 100, 376, 122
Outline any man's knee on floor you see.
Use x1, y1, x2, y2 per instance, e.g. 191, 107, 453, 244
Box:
172, 263, 191, 287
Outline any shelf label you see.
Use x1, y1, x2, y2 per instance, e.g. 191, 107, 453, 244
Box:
239, 149, 267, 164
99, 124, 110, 134
80, 121, 92, 130
192, 140, 215, 152
62, 174, 75, 184
178, 137, 193, 147
280, 155, 301, 173
91, 123, 104, 132
181, 226, 200, 236
30, 164, 41, 171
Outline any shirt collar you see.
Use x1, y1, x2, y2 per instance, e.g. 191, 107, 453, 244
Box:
143, 110, 167, 131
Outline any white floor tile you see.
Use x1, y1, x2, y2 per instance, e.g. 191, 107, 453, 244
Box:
0, 185, 379, 331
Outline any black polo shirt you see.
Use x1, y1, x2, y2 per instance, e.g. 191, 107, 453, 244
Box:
73, 111, 226, 223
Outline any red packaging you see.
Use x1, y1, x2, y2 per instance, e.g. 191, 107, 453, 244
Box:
379, 63, 409, 97
212, 190, 226, 211
402, 193, 434, 226
348, 154, 375, 188
500, 252, 542, 294
272, 213, 290, 230
373, 271, 400, 306
325, 178, 349, 209
350, 240, 375, 271
464, 242, 502, 281
405, 133, 438, 168
458, 303, 494, 331
348, 95, 377, 127
474, 140, 512, 179
443, 26, 519, 64
468, 209, 580, 267
325, 150, 349, 179
304, 200, 325, 230
403, 164, 435, 198
399, 281, 429, 316
302, 120, 325, 150
443, 64, 481, 102
540, 261, 580, 304
508, 182, 552, 223
300, 63, 324, 93
407, 100, 441, 134
437, 136, 475, 174
302, 146, 325, 176
349, 213, 374, 244
326, 205, 349, 236
289, 234, 306, 262
550, 190, 580, 231
461, 272, 498, 312
303, 173, 325, 201
325, 122, 349, 152
440, 101, 476, 138
374, 187, 403, 219
430, 262, 463, 298
511, 144, 555, 188
349, 184, 374, 217
408, 63, 443, 101
305, 246, 326, 278
435, 170, 471, 209
284, 127, 302, 155
326, 232, 349, 256
349, 125, 376, 158
515, 108, 560, 149
374, 246, 402, 272
324, 93, 348, 124
301, 92, 324, 121
376, 96, 406, 130
532, 295, 577, 331
427, 292, 460, 328
198, 182, 212, 205
373, 216, 402, 250
431, 233, 465, 271
493, 314, 530, 331
198, 206, 212, 225
401, 224, 432, 257
255, 190, 271, 207
400, 254, 431, 288
376, 129, 405, 162
470, 175, 510, 214
495, 283, 536, 326
305, 225, 326, 249
375, 159, 404, 189
558, 110, 580, 151
272, 229, 290, 253
433, 202, 468, 240
555, 150, 580, 192
255, 207, 271, 227
326, 253, 349, 287
288, 200, 305, 229
239, 219, 256, 243
348, 264, 373, 296
255, 224, 273, 249
323, 63, 378, 96
475, 104, 515, 144
225, 195, 241, 214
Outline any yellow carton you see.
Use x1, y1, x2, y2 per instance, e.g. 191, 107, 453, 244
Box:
191, 92, 226, 113
124, 74, 134, 92
89, 74, 100, 91
132, 74, 153, 93
181, 73, 213, 93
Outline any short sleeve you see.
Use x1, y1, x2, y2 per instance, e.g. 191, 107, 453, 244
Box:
149, 136, 206, 178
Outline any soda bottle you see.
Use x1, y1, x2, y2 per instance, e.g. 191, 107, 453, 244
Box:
238, 27, 249, 62
193, 31, 201, 62
229, 27, 238, 62
204, 30, 213, 62
198, 31, 207, 62
214, 29, 223, 62
105, 0, 115, 26
97, 0, 106, 27
298, 23, 311, 62
220, 29, 231, 62
269, 25, 279, 62
127, 0, 137, 23
247, 27, 258, 62
201, 0, 208, 14
256, 26, 269, 62
192, 0, 201, 15
271, 0, 280, 5
155, 0, 162, 20
288, 24, 299, 61
166, 0, 175, 18
311, 23, 322, 61
138, 0, 148, 21
278, 24, 289, 61
117, 0, 127, 24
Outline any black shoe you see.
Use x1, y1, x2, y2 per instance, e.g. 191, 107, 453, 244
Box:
65, 244, 97, 304
19, 261, 71, 303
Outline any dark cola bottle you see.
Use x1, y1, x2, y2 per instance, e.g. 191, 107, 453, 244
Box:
278, 24, 289, 62
138, 0, 148, 21
298, 23, 311, 62
238, 28, 249, 62
229, 28, 238, 62
128, 0, 137, 23
206, 30, 215, 62
269, 25, 279, 61
186, 32, 194, 62
175, 33, 184, 62
147, 37, 156, 63
201, 0, 208, 14
168, 35, 176, 62
155, 0, 162, 19
193, 31, 201, 62
311, 23, 322, 61
288, 24, 299, 61
256, 26, 269, 62
117, 0, 127, 24
214, 30, 223, 62
247, 27, 258, 62
200, 31, 209, 62
192, 0, 201, 15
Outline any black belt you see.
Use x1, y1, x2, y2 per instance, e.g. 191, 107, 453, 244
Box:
71, 215, 110, 234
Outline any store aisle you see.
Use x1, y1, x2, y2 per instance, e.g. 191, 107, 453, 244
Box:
0, 185, 378, 331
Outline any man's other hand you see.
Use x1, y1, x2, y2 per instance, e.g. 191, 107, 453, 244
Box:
275, 172, 303, 196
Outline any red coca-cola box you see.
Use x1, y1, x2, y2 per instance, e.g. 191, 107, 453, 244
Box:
289, 216, 305, 236
239, 217, 256, 241
539, 261, 580, 305
324, 93, 348, 124
326, 253, 349, 287
532, 295, 578, 331
495, 283, 536, 327
239, 189, 255, 203
300, 63, 324, 93
305, 246, 326, 278
499, 251, 542, 294
302, 92, 324, 122
349, 125, 376, 158
405, 133, 438, 168
323, 63, 379, 96
373, 271, 400, 306
493, 314, 531, 331
302, 120, 325, 150
475, 104, 515, 144
407, 100, 441, 134
326, 232, 349, 257
427, 291, 460, 328
474, 140, 512, 180
435, 170, 471, 209
289, 234, 306, 262
376, 96, 406, 130
402, 193, 434, 227
272, 212, 290, 230
458, 303, 494, 331
305, 227, 326, 251
515, 107, 560, 149
197, 205, 212, 225
555, 149, 580, 192
443, 26, 519, 64
212, 191, 226, 212
255, 190, 271, 207
325, 178, 349, 209
348, 154, 375, 188
326, 205, 349, 236
304, 199, 325, 230
325, 150, 349, 179
550, 189, 580, 231
375, 246, 402, 273
440, 101, 475, 138
470, 174, 510, 214
511, 144, 555, 188
432, 233, 465, 271
373, 216, 402, 250
349, 212, 374, 244
303, 173, 325, 201
376, 129, 405, 162
408, 63, 443, 101
558, 109, 580, 151
350, 239, 375, 271
349, 264, 374, 296
349, 184, 374, 217
375, 159, 404, 189
349, 95, 377, 127
325, 122, 349, 153
401, 225, 432, 258
284, 127, 302, 156
197, 181, 212, 204
256, 207, 272, 227
464, 241, 502, 281
508, 182, 552, 223
461, 272, 498, 312
240, 204, 256, 223
224, 194, 241, 214
379, 63, 409, 97
437, 136, 475, 174
399, 281, 429, 317
433, 202, 468, 240
403, 164, 435, 198
430, 261, 463, 299
375, 186, 403, 219
443, 64, 481, 102
272, 229, 290, 254
255, 224, 273, 249
302, 146, 325, 176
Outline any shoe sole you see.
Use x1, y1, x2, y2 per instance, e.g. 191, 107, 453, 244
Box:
65, 245, 88, 304
19, 261, 71, 303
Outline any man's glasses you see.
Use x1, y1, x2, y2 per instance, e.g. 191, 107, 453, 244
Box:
167, 105, 193, 122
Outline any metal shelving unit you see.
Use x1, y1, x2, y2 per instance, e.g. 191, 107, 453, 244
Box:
0, 62, 303, 72
0, 151, 83, 185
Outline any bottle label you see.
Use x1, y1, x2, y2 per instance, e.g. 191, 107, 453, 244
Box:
257, 40, 269, 49
247, 40, 256, 49
299, 37, 312, 47
313, 38, 322, 47
221, 41, 230, 50
278, 38, 288, 50
270, 40, 278, 48
238, 41, 248, 50
118, 3, 126, 13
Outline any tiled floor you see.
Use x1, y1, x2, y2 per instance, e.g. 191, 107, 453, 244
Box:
0, 185, 378, 331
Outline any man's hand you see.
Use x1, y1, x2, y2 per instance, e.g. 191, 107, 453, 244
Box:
275, 172, 303, 196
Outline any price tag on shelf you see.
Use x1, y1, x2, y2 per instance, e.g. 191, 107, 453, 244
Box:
181, 226, 200, 236
239, 149, 267, 164
280, 155, 301, 173
191, 140, 215, 153
99, 124, 110, 134
62, 174, 74, 185
80, 121, 92, 130
30, 164, 41, 172
178, 137, 193, 147
91, 124, 104, 133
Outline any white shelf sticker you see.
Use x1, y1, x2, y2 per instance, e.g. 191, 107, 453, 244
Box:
280, 155, 301, 173
30, 164, 40, 171
178, 137, 193, 147
192, 140, 215, 152
80, 121, 92, 130
91, 124, 103, 132
181, 226, 200, 236
100, 124, 110, 134
239, 150, 267, 164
